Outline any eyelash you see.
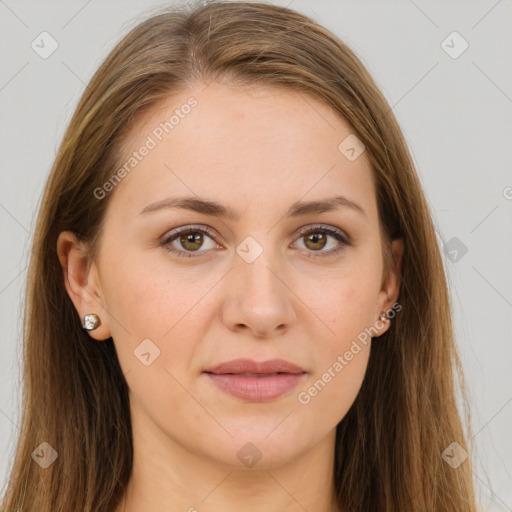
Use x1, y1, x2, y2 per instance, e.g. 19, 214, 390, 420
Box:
161, 224, 352, 259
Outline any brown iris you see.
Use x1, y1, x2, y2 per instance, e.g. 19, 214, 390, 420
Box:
304, 232, 327, 251
180, 232, 204, 251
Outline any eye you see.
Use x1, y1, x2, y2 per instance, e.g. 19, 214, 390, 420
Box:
161, 225, 220, 258
291, 224, 352, 257
161, 223, 352, 258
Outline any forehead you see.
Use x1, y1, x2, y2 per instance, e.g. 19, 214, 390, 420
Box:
109, 81, 377, 222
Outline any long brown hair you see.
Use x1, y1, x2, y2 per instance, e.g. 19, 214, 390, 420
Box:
1, 2, 478, 510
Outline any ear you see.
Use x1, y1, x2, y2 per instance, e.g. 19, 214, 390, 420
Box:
56, 231, 112, 341
373, 237, 404, 338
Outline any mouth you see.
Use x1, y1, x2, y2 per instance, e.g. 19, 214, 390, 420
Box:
203, 358, 307, 402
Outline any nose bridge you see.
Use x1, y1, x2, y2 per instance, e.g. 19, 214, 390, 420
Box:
236, 237, 285, 301
241, 251, 278, 292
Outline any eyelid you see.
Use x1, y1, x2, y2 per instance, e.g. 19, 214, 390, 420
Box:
162, 224, 219, 242
295, 223, 350, 243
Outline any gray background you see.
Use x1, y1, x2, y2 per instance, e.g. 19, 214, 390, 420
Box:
1, 0, 511, 509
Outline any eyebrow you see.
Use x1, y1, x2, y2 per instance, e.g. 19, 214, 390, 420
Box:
138, 194, 366, 220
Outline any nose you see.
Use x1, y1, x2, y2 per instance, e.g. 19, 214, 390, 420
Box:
221, 251, 296, 338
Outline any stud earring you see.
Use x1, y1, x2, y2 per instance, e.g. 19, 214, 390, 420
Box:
379, 311, 389, 323
82, 313, 101, 331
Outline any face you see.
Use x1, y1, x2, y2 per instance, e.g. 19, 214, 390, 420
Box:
59, 81, 402, 469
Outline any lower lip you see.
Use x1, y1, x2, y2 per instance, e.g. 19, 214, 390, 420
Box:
205, 373, 306, 402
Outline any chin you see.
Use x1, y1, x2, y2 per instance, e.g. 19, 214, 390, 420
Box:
199, 422, 315, 470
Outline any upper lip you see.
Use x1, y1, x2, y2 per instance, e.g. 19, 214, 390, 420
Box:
205, 358, 305, 375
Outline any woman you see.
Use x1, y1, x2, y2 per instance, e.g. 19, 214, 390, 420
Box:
1, 2, 478, 511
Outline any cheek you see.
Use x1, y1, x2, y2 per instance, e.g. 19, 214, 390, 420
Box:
293, 342, 370, 442
100, 252, 223, 374
101, 259, 208, 422
297, 263, 380, 342
294, 275, 374, 427
291, 265, 378, 420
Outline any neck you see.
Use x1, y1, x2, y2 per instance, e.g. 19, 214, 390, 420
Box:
116, 409, 341, 512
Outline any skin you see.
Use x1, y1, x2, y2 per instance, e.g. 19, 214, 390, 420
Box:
57, 81, 403, 512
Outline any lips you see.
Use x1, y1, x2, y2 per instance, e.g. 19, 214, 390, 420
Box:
204, 358, 306, 402
205, 358, 305, 375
